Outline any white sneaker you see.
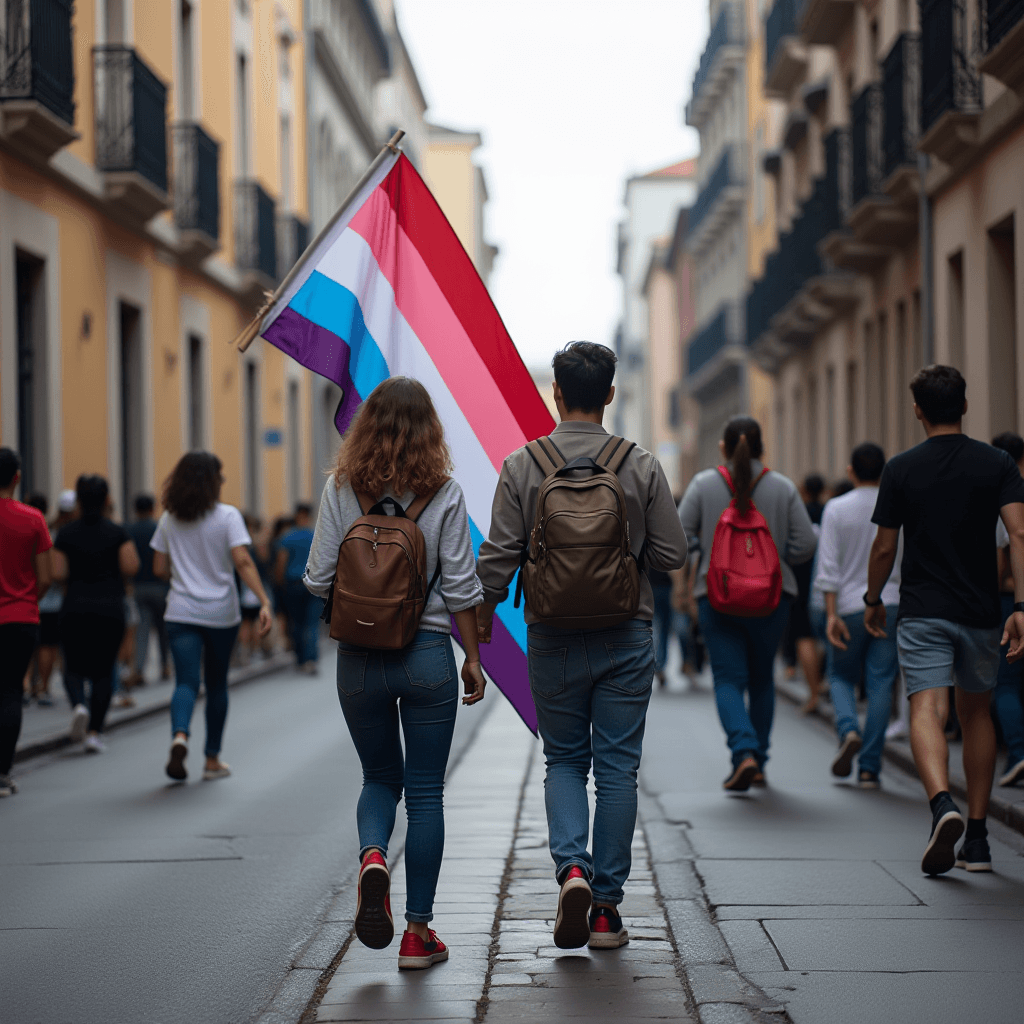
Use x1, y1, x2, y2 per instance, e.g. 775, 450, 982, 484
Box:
885, 719, 909, 741
0, 774, 16, 797
83, 734, 106, 755
70, 704, 89, 742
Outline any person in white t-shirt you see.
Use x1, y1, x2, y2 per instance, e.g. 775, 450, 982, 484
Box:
151, 452, 272, 782
815, 443, 902, 789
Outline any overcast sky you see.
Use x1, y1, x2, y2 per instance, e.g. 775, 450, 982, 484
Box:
396, 0, 706, 370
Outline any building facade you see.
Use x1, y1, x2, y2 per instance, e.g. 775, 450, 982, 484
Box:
0, 0, 314, 519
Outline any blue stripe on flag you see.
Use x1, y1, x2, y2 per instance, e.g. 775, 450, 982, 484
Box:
468, 517, 528, 653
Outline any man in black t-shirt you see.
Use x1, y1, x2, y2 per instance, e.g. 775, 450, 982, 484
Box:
866, 366, 1024, 877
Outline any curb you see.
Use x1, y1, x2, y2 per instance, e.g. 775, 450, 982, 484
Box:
638, 790, 791, 1024
13, 652, 295, 765
774, 677, 1024, 837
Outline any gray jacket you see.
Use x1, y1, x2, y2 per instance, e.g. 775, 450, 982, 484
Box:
678, 460, 817, 599
476, 420, 689, 623
303, 476, 484, 633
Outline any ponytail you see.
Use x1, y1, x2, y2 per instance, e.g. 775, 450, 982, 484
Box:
722, 415, 764, 515
732, 435, 753, 514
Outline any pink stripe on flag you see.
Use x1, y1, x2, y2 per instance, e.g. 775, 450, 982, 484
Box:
348, 189, 527, 471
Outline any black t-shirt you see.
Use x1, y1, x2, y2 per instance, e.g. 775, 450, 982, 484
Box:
125, 518, 158, 584
872, 434, 1024, 627
55, 516, 129, 619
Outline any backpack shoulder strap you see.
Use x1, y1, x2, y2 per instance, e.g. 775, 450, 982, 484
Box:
595, 435, 636, 474
526, 436, 566, 477
716, 466, 735, 495
751, 467, 771, 493
405, 479, 448, 523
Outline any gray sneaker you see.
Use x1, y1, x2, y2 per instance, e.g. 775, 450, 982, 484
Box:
0, 775, 17, 798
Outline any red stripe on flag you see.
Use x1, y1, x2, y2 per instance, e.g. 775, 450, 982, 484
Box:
380, 155, 554, 442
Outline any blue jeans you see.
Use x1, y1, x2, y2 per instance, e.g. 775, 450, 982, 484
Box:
336, 630, 458, 923
698, 596, 792, 769
653, 584, 673, 672
284, 580, 321, 665
994, 593, 1024, 766
827, 607, 899, 775
167, 621, 239, 757
527, 619, 654, 907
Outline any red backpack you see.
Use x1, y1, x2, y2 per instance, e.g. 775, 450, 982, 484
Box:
706, 466, 782, 617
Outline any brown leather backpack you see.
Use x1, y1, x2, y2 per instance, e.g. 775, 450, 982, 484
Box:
322, 485, 444, 649
514, 435, 641, 630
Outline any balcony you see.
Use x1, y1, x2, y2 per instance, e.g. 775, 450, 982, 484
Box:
172, 123, 219, 263
799, 0, 855, 46
94, 46, 169, 224
881, 33, 921, 205
765, 0, 807, 98
917, 0, 981, 165
687, 144, 745, 254
686, 304, 745, 397
276, 213, 310, 280
685, 2, 744, 128
0, 0, 77, 161
235, 180, 277, 303
978, 0, 1024, 91
688, 306, 729, 376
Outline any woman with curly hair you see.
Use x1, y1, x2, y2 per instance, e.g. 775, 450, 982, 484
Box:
151, 452, 272, 782
304, 377, 486, 971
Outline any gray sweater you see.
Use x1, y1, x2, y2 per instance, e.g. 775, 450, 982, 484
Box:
678, 460, 818, 599
303, 476, 484, 633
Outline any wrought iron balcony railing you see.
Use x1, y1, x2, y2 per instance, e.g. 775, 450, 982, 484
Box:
982, 0, 1024, 50
691, 3, 735, 103
0, 0, 75, 124
881, 32, 921, 178
920, 0, 981, 133
766, 0, 799, 77
688, 306, 730, 376
689, 145, 742, 235
173, 122, 219, 243
276, 214, 310, 279
850, 82, 883, 206
94, 46, 168, 193
235, 180, 277, 282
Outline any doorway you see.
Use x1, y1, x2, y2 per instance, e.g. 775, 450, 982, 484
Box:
119, 301, 143, 520
15, 251, 48, 499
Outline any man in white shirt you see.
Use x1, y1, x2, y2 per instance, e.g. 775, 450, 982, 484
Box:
815, 443, 901, 788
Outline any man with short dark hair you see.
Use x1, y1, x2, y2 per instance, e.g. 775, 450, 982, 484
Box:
476, 341, 688, 952
276, 502, 320, 673
816, 443, 900, 789
866, 365, 1024, 875
125, 494, 170, 686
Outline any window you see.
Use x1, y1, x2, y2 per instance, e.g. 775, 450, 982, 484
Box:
244, 360, 260, 514
236, 54, 250, 175
119, 303, 143, 520
187, 333, 204, 450
895, 301, 908, 450
846, 361, 858, 455
755, 125, 765, 223
825, 365, 836, 475
877, 311, 889, 450
14, 252, 48, 498
988, 216, 1018, 433
947, 251, 964, 369
179, 1, 195, 120
280, 114, 292, 211
287, 379, 300, 506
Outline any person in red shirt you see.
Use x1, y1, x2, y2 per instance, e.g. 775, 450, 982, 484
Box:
0, 448, 53, 797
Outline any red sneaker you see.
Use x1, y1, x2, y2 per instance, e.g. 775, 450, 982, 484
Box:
354, 850, 394, 949
397, 929, 449, 969
553, 865, 592, 949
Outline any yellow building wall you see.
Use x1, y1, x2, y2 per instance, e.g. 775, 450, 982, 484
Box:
422, 143, 477, 257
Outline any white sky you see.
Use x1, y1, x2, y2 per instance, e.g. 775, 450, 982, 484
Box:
396, 0, 706, 370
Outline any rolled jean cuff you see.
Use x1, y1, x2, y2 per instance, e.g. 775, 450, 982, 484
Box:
591, 891, 622, 908
556, 860, 592, 885
358, 843, 388, 861
405, 910, 434, 924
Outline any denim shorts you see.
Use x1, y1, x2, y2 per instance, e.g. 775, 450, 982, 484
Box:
896, 617, 1002, 696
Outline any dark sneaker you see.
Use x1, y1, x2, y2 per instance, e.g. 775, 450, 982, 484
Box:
398, 929, 448, 969
998, 758, 1024, 787
588, 906, 629, 949
858, 770, 880, 790
831, 732, 862, 777
553, 866, 592, 949
955, 838, 993, 873
922, 800, 965, 876
723, 756, 759, 792
0, 774, 16, 798
355, 850, 394, 949
751, 771, 767, 788
165, 739, 188, 781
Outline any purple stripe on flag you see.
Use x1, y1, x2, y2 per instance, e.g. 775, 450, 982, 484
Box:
262, 306, 363, 432
451, 616, 537, 734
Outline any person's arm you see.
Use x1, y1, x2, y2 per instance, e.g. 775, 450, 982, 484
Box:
998, 544, 1012, 591
231, 545, 273, 637
477, 459, 528, 644
303, 481, 344, 597
274, 545, 288, 587
453, 607, 486, 705
51, 548, 68, 582
643, 460, 688, 572
152, 551, 170, 580
863, 526, 899, 638
34, 549, 52, 598
999, 502, 1024, 660
118, 540, 140, 578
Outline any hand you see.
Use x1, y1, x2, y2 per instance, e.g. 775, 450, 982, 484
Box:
257, 603, 273, 639
461, 659, 486, 705
1002, 610, 1024, 663
826, 613, 851, 651
863, 603, 887, 638
477, 604, 495, 645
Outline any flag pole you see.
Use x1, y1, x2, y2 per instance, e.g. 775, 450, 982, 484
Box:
234, 129, 406, 352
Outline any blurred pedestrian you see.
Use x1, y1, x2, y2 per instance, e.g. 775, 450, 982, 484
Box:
867, 366, 1024, 875
275, 503, 321, 673
152, 452, 271, 783
679, 417, 817, 791
816, 444, 901, 789
478, 343, 687, 953
991, 432, 1024, 788
237, 515, 265, 663
269, 516, 294, 648
0, 450, 53, 796
52, 475, 139, 753
125, 494, 170, 686
650, 566, 675, 687
304, 378, 486, 968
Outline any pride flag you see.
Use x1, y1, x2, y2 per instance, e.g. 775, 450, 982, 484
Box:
257, 149, 553, 732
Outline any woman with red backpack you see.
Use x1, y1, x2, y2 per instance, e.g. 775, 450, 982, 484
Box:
303, 377, 486, 971
678, 417, 817, 791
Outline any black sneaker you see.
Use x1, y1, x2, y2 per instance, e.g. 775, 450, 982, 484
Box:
723, 756, 759, 792
588, 906, 629, 949
831, 732, 862, 777
955, 837, 993, 873
858, 770, 880, 790
921, 799, 965, 876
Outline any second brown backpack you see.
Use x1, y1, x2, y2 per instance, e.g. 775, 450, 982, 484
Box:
514, 435, 641, 630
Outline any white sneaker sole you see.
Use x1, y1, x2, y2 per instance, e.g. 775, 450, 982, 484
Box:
955, 857, 993, 872
553, 877, 593, 949
588, 928, 629, 949
922, 810, 965, 875
999, 759, 1024, 787
398, 948, 448, 970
